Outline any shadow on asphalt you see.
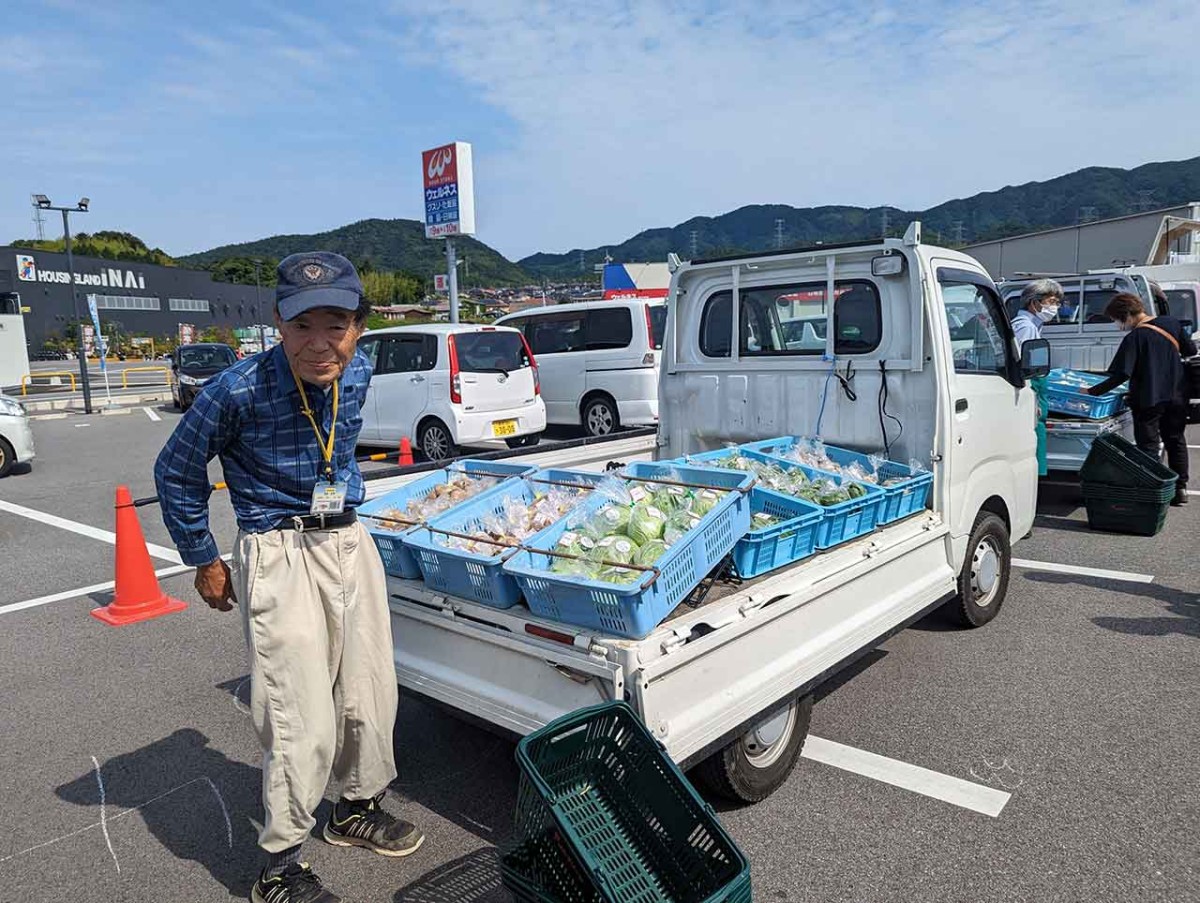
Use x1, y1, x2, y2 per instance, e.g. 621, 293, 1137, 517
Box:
54, 728, 262, 895
1022, 571, 1200, 638
393, 847, 507, 903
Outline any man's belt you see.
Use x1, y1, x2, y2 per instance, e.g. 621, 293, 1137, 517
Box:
277, 511, 358, 532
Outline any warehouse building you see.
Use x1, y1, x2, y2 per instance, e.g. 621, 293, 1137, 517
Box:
0, 245, 269, 352
964, 203, 1200, 279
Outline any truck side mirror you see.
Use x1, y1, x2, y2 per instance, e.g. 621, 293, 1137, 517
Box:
1020, 338, 1050, 378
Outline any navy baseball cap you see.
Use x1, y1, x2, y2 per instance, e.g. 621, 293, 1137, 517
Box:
276, 252, 364, 321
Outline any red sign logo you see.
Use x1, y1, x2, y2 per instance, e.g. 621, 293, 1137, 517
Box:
423, 144, 457, 189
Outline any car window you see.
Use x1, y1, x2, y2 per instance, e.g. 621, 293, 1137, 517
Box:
527, 313, 585, 355
1082, 280, 1122, 325
586, 307, 633, 350
454, 331, 531, 372
700, 280, 882, 357
179, 346, 236, 369
647, 305, 666, 350
378, 336, 437, 374
940, 280, 1010, 375
1165, 288, 1197, 324
358, 337, 380, 369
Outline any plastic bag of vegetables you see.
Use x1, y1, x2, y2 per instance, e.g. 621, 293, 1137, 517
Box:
627, 503, 668, 545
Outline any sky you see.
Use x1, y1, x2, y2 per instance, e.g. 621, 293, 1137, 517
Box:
3, 0, 1199, 262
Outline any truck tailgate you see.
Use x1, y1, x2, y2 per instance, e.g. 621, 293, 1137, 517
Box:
628, 515, 956, 765
389, 580, 623, 736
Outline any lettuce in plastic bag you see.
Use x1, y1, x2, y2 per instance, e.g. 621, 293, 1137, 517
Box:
664, 509, 701, 545
634, 539, 669, 568
581, 503, 630, 539
627, 503, 667, 545
688, 489, 722, 517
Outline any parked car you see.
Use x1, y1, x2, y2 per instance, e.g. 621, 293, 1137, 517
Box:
494, 299, 666, 436
0, 393, 34, 478
356, 324, 546, 460
170, 343, 239, 410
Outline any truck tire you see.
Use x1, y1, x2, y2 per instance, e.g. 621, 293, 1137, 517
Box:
946, 511, 1010, 628
692, 695, 813, 803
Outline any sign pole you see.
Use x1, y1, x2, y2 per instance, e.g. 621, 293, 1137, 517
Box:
63, 210, 94, 414
446, 238, 459, 324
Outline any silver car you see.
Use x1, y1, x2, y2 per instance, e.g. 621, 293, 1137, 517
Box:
0, 394, 34, 478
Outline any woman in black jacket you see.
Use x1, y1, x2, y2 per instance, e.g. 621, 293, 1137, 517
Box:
1087, 292, 1197, 506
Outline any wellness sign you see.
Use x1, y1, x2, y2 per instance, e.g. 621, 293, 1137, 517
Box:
422, 141, 476, 239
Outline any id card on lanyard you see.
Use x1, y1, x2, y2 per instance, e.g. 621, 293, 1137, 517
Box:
290, 365, 348, 515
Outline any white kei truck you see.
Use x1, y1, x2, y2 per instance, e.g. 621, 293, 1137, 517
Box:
373, 223, 1050, 802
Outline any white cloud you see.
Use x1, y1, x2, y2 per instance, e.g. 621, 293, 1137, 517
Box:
387, 0, 1200, 258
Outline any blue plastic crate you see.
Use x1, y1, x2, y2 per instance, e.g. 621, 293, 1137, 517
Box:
732, 488, 823, 578
404, 469, 606, 608
743, 437, 933, 525
359, 459, 537, 579
504, 462, 754, 639
681, 447, 884, 549
1045, 369, 1126, 420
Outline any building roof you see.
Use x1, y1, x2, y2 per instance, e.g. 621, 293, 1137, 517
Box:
964, 203, 1200, 249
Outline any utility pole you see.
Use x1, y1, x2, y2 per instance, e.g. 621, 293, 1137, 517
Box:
445, 238, 460, 323
774, 218, 785, 250
30, 195, 46, 240
34, 195, 94, 414
253, 259, 266, 352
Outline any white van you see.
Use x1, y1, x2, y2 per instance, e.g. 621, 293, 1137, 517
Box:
495, 299, 666, 436
356, 324, 546, 460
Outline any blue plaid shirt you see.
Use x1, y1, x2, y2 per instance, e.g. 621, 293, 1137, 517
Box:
154, 344, 371, 566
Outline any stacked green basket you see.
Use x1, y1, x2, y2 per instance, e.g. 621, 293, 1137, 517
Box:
1079, 434, 1178, 536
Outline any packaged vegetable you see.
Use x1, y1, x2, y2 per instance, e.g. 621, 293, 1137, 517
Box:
581, 503, 630, 539
627, 503, 667, 545
634, 539, 669, 568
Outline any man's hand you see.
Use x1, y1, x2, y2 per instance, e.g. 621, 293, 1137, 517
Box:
195, 559, 236, 611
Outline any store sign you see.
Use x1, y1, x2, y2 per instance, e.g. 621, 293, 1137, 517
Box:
178, 323, 195, 346
14, 253, 146, 289
422, 141, 476, 238
434, 274, 449, 291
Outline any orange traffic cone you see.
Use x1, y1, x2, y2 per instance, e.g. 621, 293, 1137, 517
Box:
91, 486, 188, 627
399, 437, 414, 466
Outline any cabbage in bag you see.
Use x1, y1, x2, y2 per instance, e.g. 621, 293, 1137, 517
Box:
581, 503, 630, 539
627, 503, 667, 545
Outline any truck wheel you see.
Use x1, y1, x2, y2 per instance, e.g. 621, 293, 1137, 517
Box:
693, 695, 812, 803
0, 437, 14, 478
946, 512, 1010, 628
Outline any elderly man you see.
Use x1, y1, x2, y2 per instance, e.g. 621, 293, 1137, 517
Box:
155, 252, 422, 903
1010, 279, 1062, 477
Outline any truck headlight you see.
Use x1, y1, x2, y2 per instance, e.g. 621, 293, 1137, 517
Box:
0, 395, 25, 416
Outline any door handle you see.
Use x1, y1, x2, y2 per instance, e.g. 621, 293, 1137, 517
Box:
410, 374, 426, 383
955, 398, 969, 413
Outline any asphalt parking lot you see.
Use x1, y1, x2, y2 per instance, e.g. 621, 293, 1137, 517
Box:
0, 406, 1197, 903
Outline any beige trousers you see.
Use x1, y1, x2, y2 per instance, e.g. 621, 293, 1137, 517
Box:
233, 521, 399, 853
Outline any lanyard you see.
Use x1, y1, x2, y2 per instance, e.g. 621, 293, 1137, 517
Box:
289, 364, 339, 483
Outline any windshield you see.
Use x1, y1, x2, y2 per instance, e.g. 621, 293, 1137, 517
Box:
454, 331, 531, 373
1166, 288, 1197, 324
179, 346, 237, 369
648, 305, 666, 350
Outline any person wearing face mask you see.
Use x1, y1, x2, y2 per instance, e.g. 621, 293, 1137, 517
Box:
1011, 279, 1063, 477
155, 253, 424, 903
1086, 292, 1196, 506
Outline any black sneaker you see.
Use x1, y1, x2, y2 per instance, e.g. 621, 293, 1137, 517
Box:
251, 863, 341, 903
1172, 487, 1189, 506
323, 793, 425, 857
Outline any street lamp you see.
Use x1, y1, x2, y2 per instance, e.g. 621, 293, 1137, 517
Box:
35, 195, 94, 413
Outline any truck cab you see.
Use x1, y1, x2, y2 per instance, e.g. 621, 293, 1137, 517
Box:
382, 223, 1047, 803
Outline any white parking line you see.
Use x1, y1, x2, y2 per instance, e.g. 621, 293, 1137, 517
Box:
802, 735, 1011, 817
1012, 558, 1154, 584
0, 499, 182, 564
143, 406, 161, 422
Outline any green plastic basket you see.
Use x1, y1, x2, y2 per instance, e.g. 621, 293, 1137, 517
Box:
1080, 482, 1172, 536
504, 702, 752, 903
1079, 433, 1177, 491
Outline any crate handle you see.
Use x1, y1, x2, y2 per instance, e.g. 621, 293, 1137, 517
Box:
446, 464, 523, 481
526, 545, 661, 590
623, 473, 757, 495
359, 512, 421, 529
422, 524, 523, 552
527, 476, 600, 491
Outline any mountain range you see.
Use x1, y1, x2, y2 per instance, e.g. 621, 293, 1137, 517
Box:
162, 155, 1200, 284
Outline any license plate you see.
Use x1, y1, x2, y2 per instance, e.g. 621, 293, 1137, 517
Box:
492, 419, 518, 437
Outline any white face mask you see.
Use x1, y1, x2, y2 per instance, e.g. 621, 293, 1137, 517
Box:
1036, 304, 1059, 323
